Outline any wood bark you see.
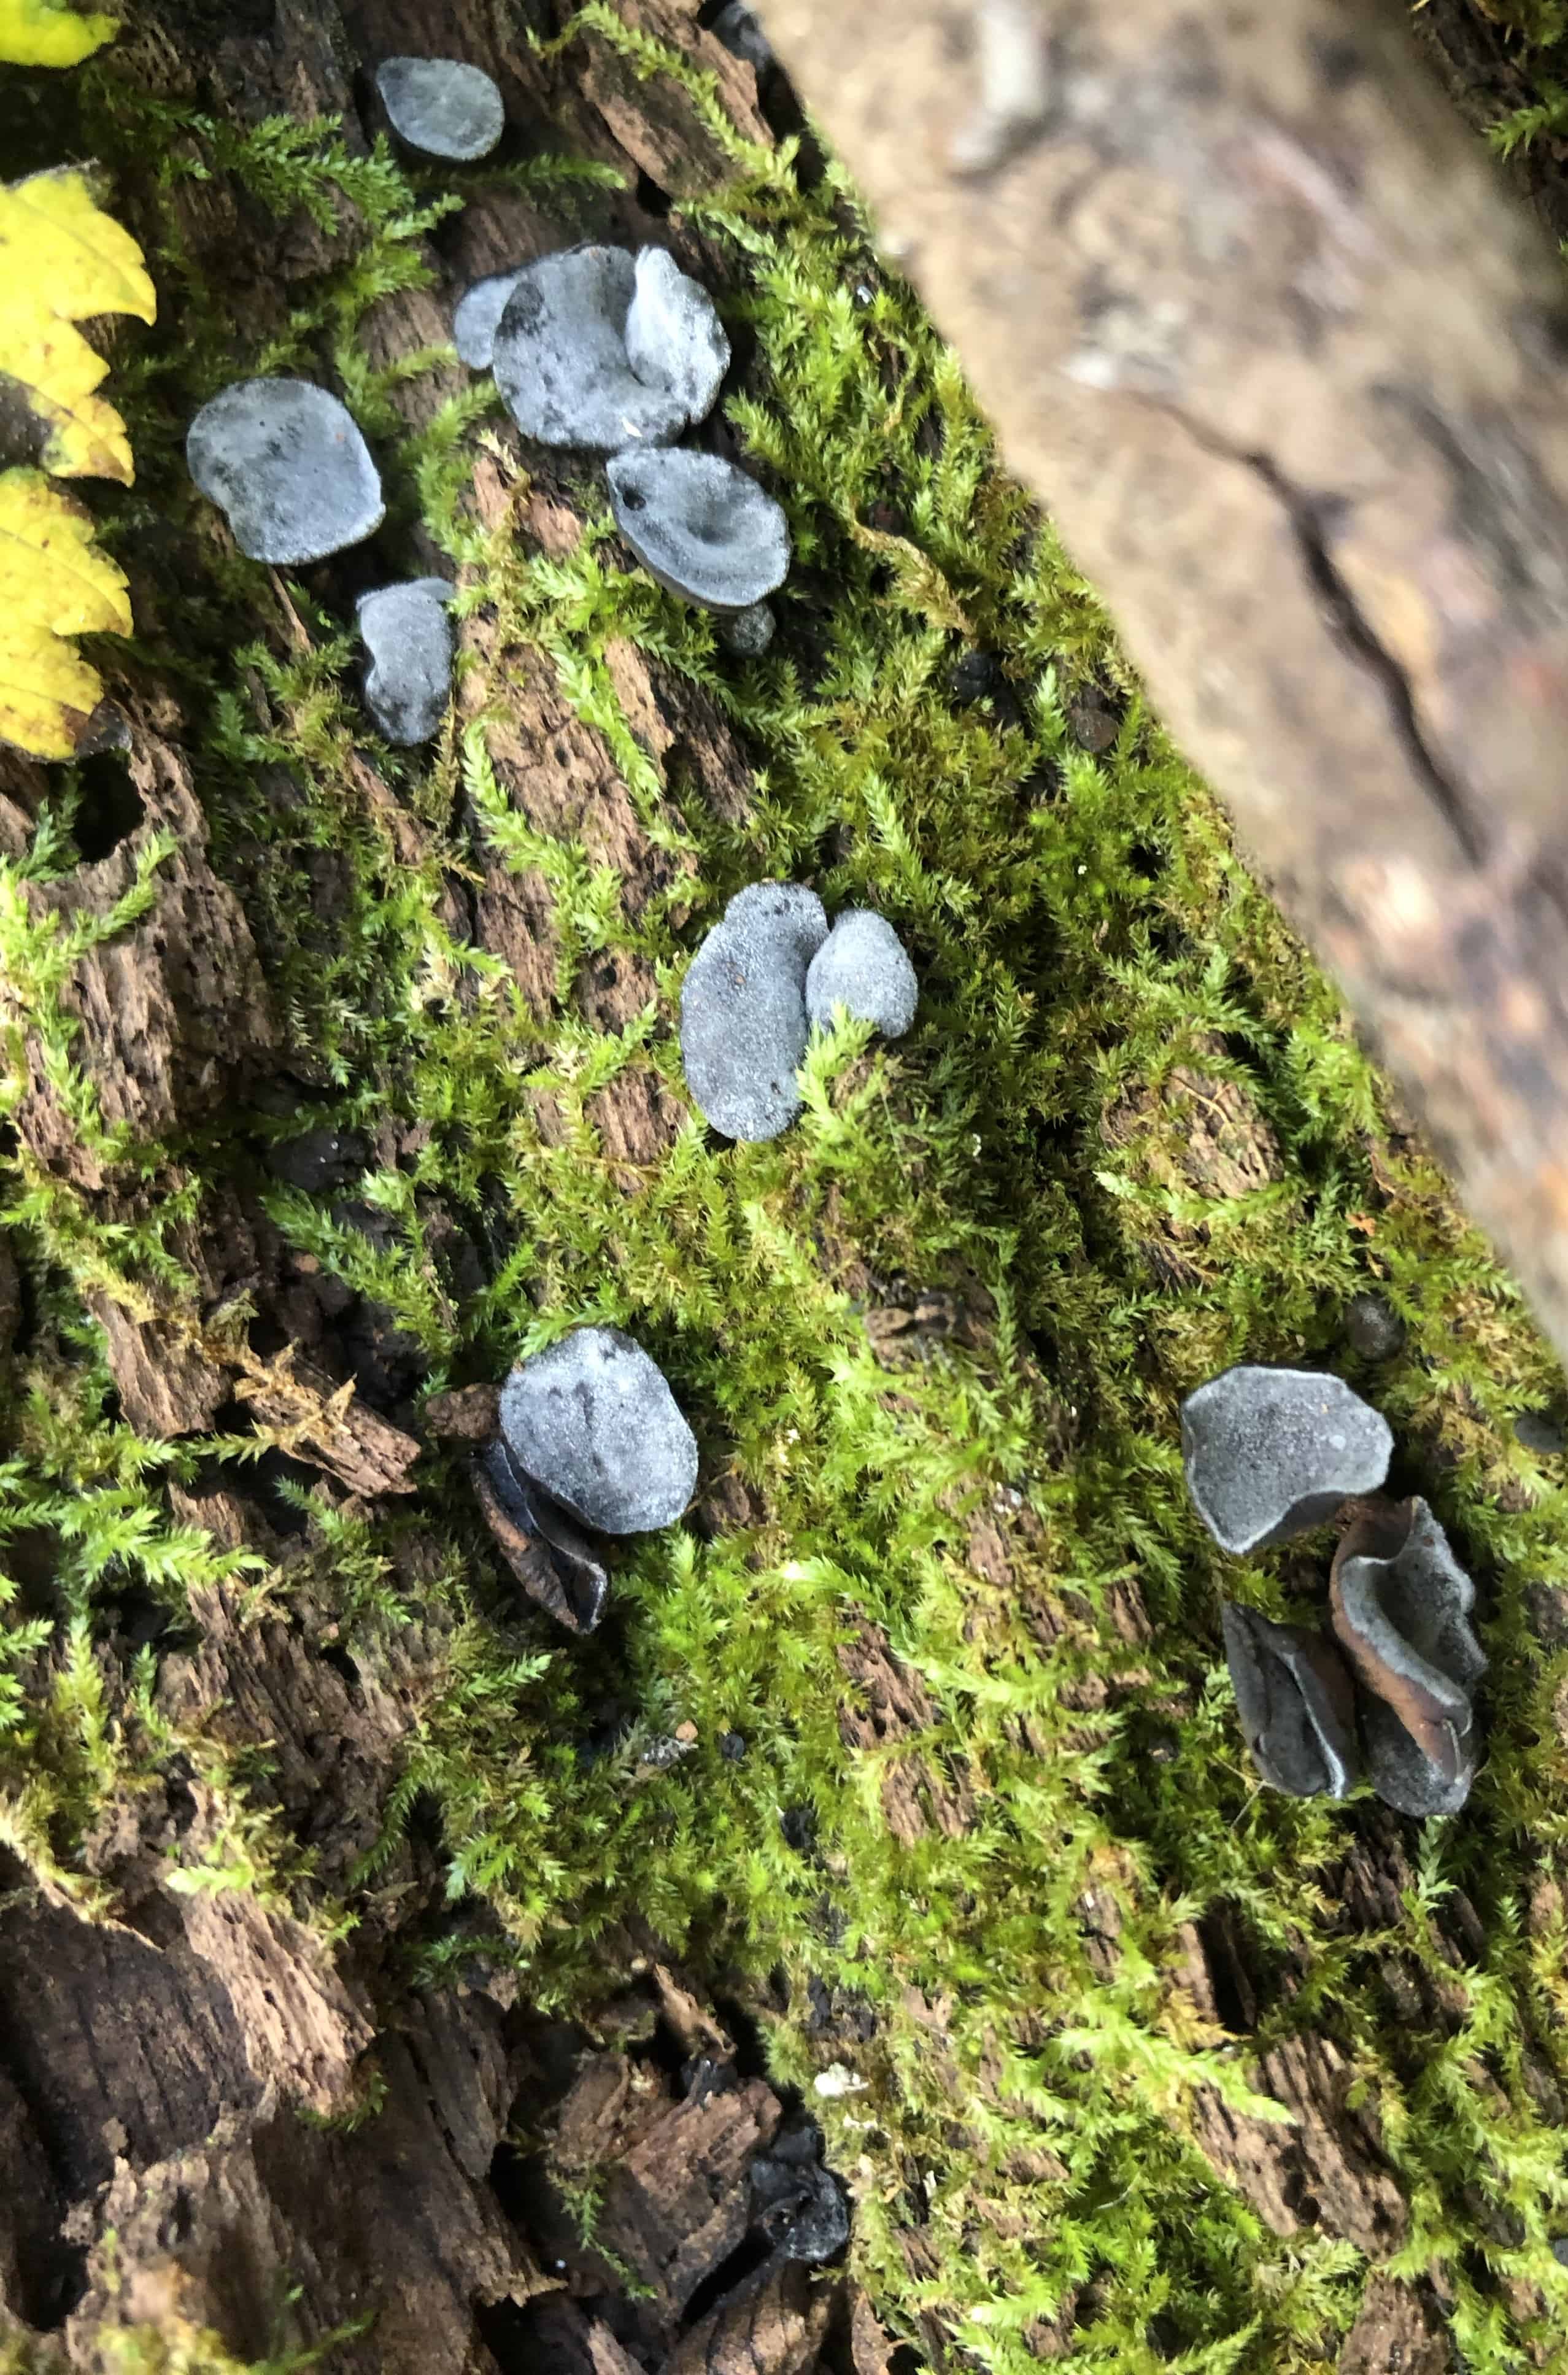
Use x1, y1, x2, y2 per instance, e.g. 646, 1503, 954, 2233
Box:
758, 0, 1568, 1369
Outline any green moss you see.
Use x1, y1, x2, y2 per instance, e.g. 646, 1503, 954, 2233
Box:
3, 9, 1568, 2373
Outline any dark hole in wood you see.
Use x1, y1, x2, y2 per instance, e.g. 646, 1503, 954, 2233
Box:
69, 750, 145, 863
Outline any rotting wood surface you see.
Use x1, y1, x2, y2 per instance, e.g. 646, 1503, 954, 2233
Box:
759, 0, 1568, 1370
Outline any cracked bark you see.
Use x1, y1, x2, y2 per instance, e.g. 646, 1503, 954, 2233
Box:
758, 0, 1568, 1365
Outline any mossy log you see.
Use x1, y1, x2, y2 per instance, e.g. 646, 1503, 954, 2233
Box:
759, 0, 1568, 1372
0, 6, 819, 2372
1, 5, 1566, 2374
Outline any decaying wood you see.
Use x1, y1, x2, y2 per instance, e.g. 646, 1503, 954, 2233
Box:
1188, 2028, 1408, 2256
759, 0, 1568, 1369
836, 1620, 978, 1843
10, 717, 279, 1191
667, 2256, 838, 2375
1337, 2275, 1454, 2375
550, 2049, 785, 2334
0, 4, 801, 2368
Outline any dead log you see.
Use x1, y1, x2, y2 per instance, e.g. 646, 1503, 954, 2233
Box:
759, 0, 1568, 1366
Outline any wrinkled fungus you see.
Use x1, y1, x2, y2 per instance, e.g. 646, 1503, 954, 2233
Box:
608, 447, 790, 612
473, 1437, 609, 1634
750, 2122, 851, 2263
374, 56, 504, 161
624, 244, 730, 423
1220, 1604, 1361, 1798
356, 578, 453, 745
186, 378, 384, 565
679, 882, 827, 1141
806, 908, 918, 1038
499, 1325, 698, 1535
492, 244, 726, 451
1330, 1495, 1486, 1816
453, 268, 526, 369
1180, 1365, 1392, 1556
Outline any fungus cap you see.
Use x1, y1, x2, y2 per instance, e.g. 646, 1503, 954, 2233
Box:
1180, 1365, 1392, 1556
375, 56, 505, 160
453, 268, 527, 370
186, 377, 384, 566
492, 247, 688, 451
608, 447, 790, 612
806, 908, 918, 1039
355, 578, 454, 746
679, 882, 827, 1141
499, 1326, 698, 1535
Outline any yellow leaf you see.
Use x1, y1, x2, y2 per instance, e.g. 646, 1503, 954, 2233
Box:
0, 166, 156, 484
0, 0, 117, 66
0, 466, 131, 759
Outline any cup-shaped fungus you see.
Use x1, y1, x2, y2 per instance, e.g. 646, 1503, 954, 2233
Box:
374, 57, 505, 161
186, 379, 384, 566
624, 246, 730, 425
490, 245, 728, 451
472, 1436, 609, 1634
356, 579, 453, 745
1330, 1496, 1487, 1816
607, 448, 790, 614
806, 908, 918, 1039
453, 268, 527, 370
680, 882, 828, 1141
498, 1326, 698, 1535
1180, 1365, 1393, 1556
1220, 1603, 1361, 1798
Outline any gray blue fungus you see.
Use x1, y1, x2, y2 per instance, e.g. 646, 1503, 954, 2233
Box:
374, 56, 505, 160
1180, 1364, 1392, 1557
487, 244, 729, 451
1331, 1497, 1487, 1817
609, 447, 790, 614
452, 268, 526, 370
681, 886, 919, 1141
681, 884, 828, 1143
498, 1326, 698, 1537
806, 908, 919, 1038
1181, 1365, 1488, 1815
185, 377, 384, 565
355, 579, 454, 745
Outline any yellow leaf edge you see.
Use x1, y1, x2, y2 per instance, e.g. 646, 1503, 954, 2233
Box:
0, 0, 118, 67
0, 465, 131, 760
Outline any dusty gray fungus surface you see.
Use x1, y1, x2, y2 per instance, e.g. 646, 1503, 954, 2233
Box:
608, 447, 790, 612
186, 377, 384, 566
680, 882, 827, 1141
624, 245, 730, 423
453, 268, 527, 369
375, 56, 505, 160
1180, 1365, 1392, 1556
806, 908, 918, 1038
1220, 1604, 1360, 1799
499, 1325, 698, 1535
356, 578, 453, 744
490, 244, 727, 450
